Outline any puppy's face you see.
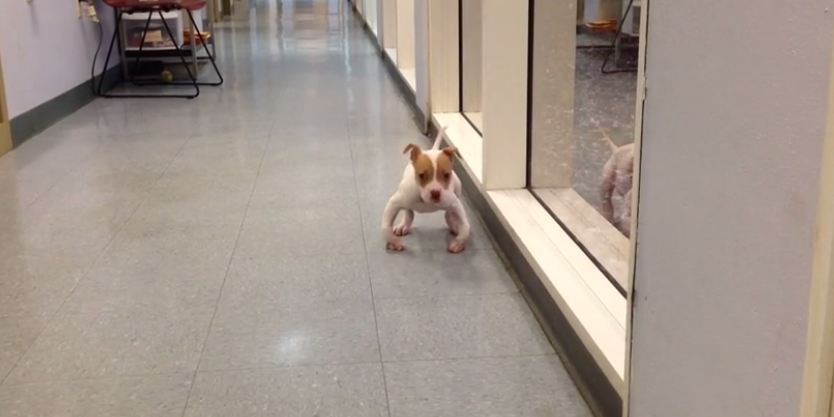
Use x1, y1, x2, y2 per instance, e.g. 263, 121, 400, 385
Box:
404, 144, 457, 204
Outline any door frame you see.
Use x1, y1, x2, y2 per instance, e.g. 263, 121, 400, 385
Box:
623, 0, 650, 414
799, 40, 834, 417
0, 53, 11, 156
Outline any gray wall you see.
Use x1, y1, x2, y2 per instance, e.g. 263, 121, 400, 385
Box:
629, 1, 834, 416
0, 1, 118, 118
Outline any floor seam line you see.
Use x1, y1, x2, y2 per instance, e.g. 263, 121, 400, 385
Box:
0, 371, 195, 387
381, 352, 559, 365
47, 129, 196, 317
371, 289, 523, 302
192, 359, 385, 375
346, 100, 394, 417
177, 117, 274, 417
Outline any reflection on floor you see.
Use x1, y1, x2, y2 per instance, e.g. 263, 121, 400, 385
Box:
0, 0, 591, 416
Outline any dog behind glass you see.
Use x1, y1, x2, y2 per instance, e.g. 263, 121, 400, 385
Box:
600, 143, 634, 237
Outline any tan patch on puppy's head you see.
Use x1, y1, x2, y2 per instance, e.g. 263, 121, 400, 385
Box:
435, 147, 456, 188
403, 144, 434, 186
413, 154, 434, 186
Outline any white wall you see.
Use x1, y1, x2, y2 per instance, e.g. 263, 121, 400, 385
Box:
0, 1, 118, 118
628, 1, 834, 416
414, 0, 428, 127
364, 0, 378, 35
395, 0, 415, 69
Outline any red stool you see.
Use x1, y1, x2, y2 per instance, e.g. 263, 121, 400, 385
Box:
97, 0, 224, 98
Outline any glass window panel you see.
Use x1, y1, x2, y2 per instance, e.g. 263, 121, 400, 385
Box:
528, 0, 643, 293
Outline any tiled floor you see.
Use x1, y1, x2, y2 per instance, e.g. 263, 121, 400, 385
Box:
0, 1, 591, 416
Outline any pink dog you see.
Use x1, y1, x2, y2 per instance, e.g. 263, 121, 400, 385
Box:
600, 143, 634, 237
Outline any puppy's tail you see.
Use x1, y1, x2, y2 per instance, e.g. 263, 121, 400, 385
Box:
431, 125, 448, 150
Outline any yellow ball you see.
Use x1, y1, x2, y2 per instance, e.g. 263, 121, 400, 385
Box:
160, 69, 174, 83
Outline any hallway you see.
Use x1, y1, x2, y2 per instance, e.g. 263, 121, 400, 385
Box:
0, 1, 590, 415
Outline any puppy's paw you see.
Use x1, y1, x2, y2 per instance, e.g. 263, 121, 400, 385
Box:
447, 240, 466, 254
393, 224, 411, 237
386, 240, 405, 252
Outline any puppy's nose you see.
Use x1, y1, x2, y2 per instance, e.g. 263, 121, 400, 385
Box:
430, 190, 441, 201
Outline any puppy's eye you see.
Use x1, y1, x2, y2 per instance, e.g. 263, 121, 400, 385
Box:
418, 172, 426, 180
444, 172, 451, 180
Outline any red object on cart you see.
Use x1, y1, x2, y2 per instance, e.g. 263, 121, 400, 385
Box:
102, 0, 207, 12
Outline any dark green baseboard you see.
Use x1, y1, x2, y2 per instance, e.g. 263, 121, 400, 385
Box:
10, 65, 122, 147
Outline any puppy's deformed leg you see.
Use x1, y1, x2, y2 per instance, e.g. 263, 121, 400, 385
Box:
446, 203, 470, 254
445, 210, 459, 236
600, 154, 617, 222
394, 209, 414, 237
616, 189, 633, 237
600, 144, 635, 237
382, 197, 405, 251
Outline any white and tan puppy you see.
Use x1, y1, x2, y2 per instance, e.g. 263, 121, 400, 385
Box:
382, 127, 470, 253
600, 143, 634, 237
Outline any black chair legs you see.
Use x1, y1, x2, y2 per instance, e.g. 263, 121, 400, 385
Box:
96, 7, 223, 99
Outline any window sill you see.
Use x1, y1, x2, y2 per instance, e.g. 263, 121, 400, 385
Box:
487, 189, 626, 394
434, 113, 626, 396
534, 187, 630, 292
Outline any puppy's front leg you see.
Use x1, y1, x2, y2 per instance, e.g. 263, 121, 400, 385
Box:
600, 157, 617, 222
394, 209, 414, 236
446, 203, 470, 254
445, 210, 459, 236
382, 197, 405, 251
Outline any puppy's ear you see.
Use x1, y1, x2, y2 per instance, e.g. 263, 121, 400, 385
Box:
441, 147, 457, 161
403, 144, 421, 162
